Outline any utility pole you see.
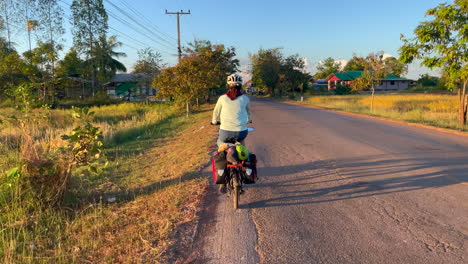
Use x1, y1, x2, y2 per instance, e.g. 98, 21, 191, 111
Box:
165, 9, 191, 62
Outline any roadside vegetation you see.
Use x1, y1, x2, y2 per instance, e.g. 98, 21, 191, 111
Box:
1, 1, 238, 262
250, 1, 467, 132
0, 102, 217, 263
298, 94, 467, 131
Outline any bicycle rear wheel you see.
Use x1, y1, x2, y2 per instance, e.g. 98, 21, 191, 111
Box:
232, 172, 240, 209
233, 184, 239, 209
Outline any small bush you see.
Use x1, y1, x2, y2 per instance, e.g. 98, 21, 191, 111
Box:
0, 98, 14, 108
59, 91, 119, 108
19, 135, 69, 204
9, 84, 40, 111
335, 85, 352, 95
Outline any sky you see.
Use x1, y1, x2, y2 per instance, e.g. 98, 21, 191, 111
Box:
12, 0, 448, 79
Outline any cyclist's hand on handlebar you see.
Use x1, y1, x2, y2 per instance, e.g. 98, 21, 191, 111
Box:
211, 121, 221, 125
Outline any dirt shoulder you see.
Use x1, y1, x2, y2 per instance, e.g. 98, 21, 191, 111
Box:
70, 106, 218, 263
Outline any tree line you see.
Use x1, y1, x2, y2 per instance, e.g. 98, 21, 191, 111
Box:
313, 55, 408, 80
248, 1, 467, 127
0, 0, 165, 106
250, 48, 310, 98
153, 40, 239, 116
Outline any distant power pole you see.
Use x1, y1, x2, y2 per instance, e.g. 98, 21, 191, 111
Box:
165, 9, 191, 62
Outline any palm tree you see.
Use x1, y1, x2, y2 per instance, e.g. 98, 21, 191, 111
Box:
87, 35, 127, 83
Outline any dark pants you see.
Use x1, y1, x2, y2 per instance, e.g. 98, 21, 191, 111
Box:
217, 129, 248, 146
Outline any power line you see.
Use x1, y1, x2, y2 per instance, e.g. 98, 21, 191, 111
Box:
106, 9, 174, 51
104, 0, 175, 47
59, 0, 174, 53
109, 26, 149, 48
109, 26, 172, 55
117, 0, 177, 42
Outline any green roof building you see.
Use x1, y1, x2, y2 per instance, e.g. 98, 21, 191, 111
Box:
326, 71, 412, 91
106, 74, 156, 101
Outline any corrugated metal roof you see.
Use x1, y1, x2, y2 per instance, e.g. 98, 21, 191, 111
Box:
326, 71, 363, 81
111, 73, 149, 82
327, 71, 411, 82
343, 71, 363, 79
382, 74, 411, 81
333, 72, 355, 81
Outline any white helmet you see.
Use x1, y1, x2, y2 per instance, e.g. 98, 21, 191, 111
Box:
227, 73, 243, 85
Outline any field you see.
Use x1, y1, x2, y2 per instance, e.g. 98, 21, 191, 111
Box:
296, 94, 467, 131
0, 103, 217, 263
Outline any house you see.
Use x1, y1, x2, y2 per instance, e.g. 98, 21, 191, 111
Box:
326, 71, 364, 90
106, 73, 156, 101
311, 79, 328, 92
325, 71, 411, 91
379, 74, 411, 90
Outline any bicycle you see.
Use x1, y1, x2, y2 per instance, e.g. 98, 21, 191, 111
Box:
227, 160, 244, 209
212, 122, 254, 209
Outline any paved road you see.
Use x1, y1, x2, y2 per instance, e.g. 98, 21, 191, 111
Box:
193, 98, 468, 264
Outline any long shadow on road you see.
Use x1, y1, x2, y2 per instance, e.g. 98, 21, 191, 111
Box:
247, 151, 468, 209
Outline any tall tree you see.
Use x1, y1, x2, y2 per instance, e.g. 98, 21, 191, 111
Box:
281, 54, 309, 98
185, 40, 238, 103
23, 41, 61, 102
71, 0, 108, 95
0, 51, 29, 101
132, 48, 164, 96
57, 48, 83, 77
153, 60, 196, 116
154, 40, 238, 115
56, 48, 85, 98
250, 48, 282, 96
314, 57, 341, 79
36, 0, 65, 97
383, 56, 408, 76
88, 35, 126, 83
343, 57, 365, 71
417, 74, 440, 87
0, 0, 15, 52
399, 0, 468, 126
133, 48, 164, 77
13, 0, 40, 60
37, 0, 64, 45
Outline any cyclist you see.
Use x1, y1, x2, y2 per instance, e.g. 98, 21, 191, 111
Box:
212, 73, 252, 194
211, 73, 251, 147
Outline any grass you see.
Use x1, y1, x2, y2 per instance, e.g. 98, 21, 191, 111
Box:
0, 102, 217, 263
292, 93, 468, 131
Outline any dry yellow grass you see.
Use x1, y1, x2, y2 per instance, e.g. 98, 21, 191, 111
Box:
0, 103, 217, 263
67, 106, 217, 263
301, 94, 465, 130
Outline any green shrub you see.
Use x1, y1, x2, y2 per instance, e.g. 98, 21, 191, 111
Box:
9, 84, 40, 111
0, 98, 14, 108
335, 85, 352, 95
59, 91, 119, 108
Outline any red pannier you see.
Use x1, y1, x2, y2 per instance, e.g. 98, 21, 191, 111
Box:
212, 151, 227, 184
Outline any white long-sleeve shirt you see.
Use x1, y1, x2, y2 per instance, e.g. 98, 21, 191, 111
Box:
212, 94, 251, 131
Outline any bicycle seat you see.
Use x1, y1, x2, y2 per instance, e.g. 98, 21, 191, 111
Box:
223, 137, 240, 144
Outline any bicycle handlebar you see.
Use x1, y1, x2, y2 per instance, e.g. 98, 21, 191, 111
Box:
211, 121, 252, 126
